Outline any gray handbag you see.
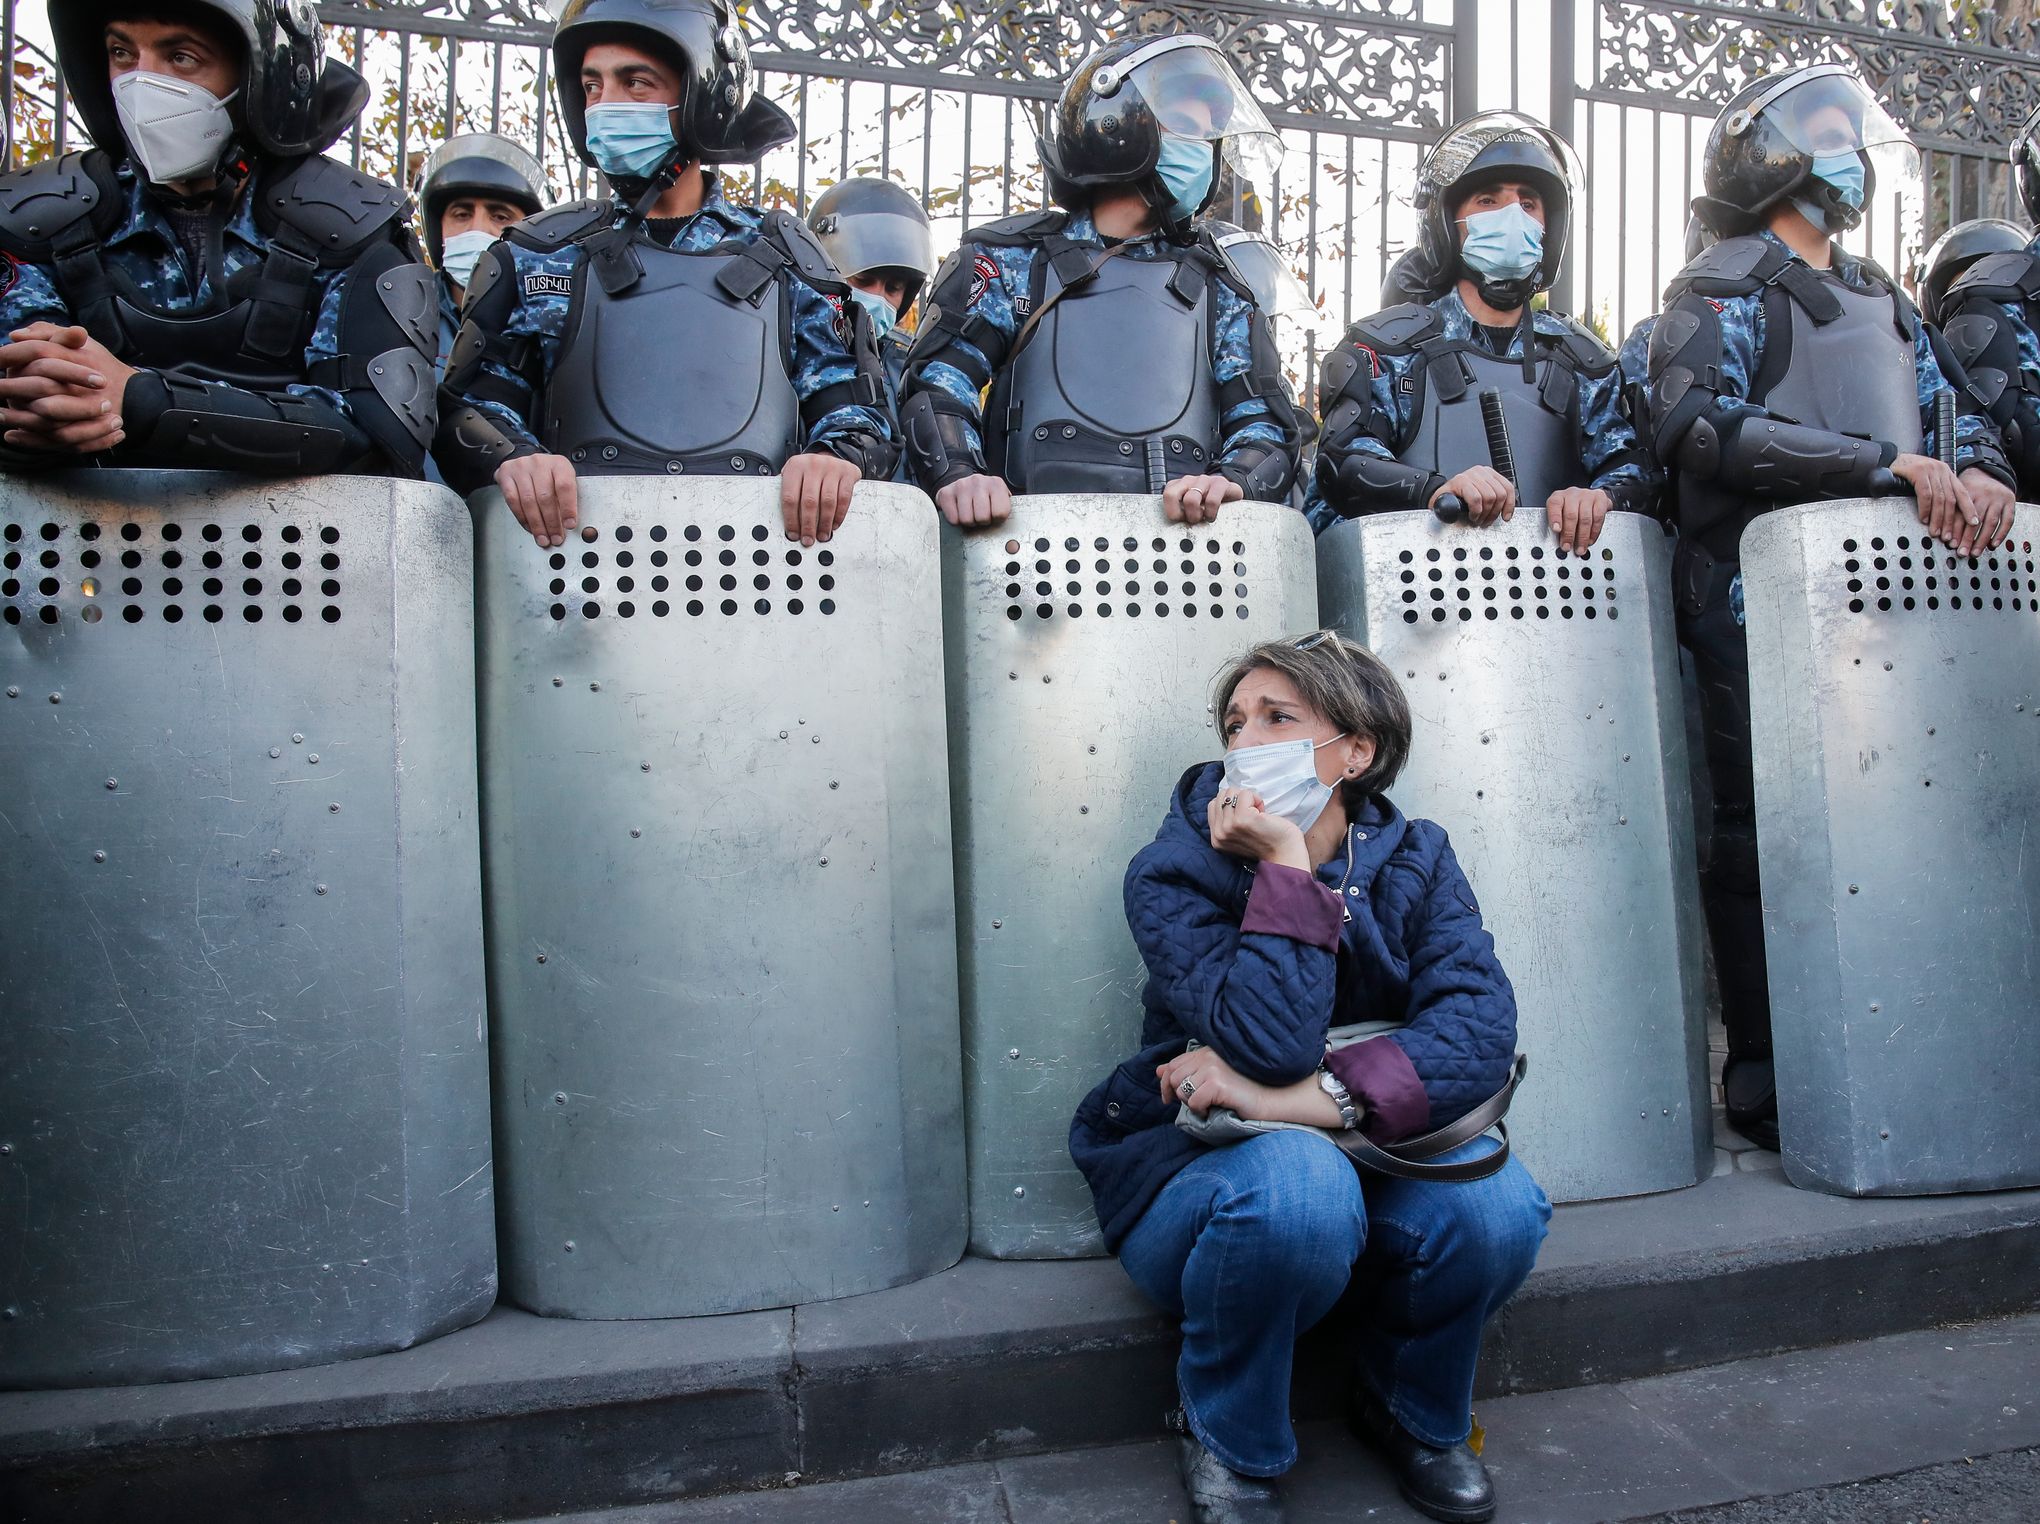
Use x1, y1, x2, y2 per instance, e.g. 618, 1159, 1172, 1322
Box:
1174, 1034, 1527, 1183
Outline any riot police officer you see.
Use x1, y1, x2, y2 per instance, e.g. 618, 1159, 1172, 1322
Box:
0, 0, 436, 477
899, 35, 1305, 527
414, 133, 547, 373
435, 0, 894, 549
809, 176, 937, 416
1646, 64, 2018, 1148
1307, 112, 1656, 553
1932, 105, 2040, 498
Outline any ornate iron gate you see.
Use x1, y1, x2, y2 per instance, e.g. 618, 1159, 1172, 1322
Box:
4, 1, 2032, 366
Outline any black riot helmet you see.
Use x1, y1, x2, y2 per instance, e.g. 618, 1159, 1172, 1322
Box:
414, 133, 546, 265
2013, 103, 2040, 226
1038, 34, 1282, 234
1693, 64, 1920, 238
552, 0, 793, 175
1413, 111, 1580, 311
810, 178, 936, 310
51, 0, 368, 166
1916, 217, 2031, 325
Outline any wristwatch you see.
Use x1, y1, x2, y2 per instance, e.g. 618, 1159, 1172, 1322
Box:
1318, 1065, 1361, 1131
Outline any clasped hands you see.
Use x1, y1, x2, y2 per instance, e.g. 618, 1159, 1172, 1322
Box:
0, 324, 137, 456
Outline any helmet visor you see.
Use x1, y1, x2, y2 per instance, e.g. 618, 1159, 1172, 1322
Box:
1112, 37, 1283, 188
1416, 111, 1582, 209
1745, 67, 1922, 206
417, 133, 546, 202
1214, 230, 1319, 324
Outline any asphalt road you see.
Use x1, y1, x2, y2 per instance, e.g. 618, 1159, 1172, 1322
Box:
1638, 1446, 2040, 1523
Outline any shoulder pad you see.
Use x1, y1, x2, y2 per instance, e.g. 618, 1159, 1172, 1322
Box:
1353, 302, 1443, 352
261, 155, 408, 266
1542, 313, 1618, 372
0, 150, 123, 261
1668, 235, 1779, 296
503, 199, 611, 252
760, 208, 846, 288
964, 209, 1067, 246
1947, 248, 2040, 303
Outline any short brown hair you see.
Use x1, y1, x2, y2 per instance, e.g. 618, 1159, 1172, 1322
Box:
1211, 631, 1413, 801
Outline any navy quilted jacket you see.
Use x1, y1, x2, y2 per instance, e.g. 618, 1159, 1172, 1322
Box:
1069, 760, 1519, 1252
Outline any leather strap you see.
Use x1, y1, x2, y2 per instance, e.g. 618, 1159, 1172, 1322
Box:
1330, 1053, 1527, 1182
1007, 241, 1135, 365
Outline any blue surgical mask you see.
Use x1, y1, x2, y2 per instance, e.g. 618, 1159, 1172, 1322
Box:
1810, 150, 1867, 209
1154, 134, 1216, 221
1458, 202, 1545, 282
850, 287, 898, 339
439, 228, 498, 291
584, 101, 679, 180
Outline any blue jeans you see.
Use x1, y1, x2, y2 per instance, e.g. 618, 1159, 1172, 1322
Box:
1117, 1129, 1550, 1476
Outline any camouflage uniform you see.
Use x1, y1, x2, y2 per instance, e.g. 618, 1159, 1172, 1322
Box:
1305, 288, 1658, 532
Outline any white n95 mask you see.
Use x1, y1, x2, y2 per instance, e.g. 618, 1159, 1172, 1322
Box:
113, 71, 238, 185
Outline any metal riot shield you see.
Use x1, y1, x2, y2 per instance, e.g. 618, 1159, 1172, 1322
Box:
0, 472, 493, 1390
944, 499, 1319, 1257
1319, 510, 1712, 1202
477, 478, 965, 1317
1742, 500, 2040, 1196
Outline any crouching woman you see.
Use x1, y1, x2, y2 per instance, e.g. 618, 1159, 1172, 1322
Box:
1070, 632, 1549, 1524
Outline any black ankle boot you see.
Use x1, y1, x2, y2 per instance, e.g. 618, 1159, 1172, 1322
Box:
1349, 1389, 1495, 1523
1723, 1056, 1780, 1151
1168, 1409, 1285, 1523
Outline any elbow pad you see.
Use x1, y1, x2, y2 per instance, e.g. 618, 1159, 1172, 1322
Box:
1678, 413, 1893, 500
1218, 441, 1295, 503
124, 371, 350, 475
900, 388, 987, 493
1329, 450, 1444, 516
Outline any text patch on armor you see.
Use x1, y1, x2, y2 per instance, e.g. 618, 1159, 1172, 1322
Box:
523, 272, 574, 299
969, 253, 1000, 305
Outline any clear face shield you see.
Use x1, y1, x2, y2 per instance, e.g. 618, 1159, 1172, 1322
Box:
1413, 110, 1582, 211
1738, 66, 1922, 246
1099, 37, 1284, 189
1213, 229, 1320, 327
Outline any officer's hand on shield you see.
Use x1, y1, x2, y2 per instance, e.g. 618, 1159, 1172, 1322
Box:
1955, 468, 2017, 556
1206, 785, 1310, 872
1435, 466, 1515, 526
1545, 485, 1612, 555
496, 453, 581, 549
1164, 473, 1243, 526
780, 452, 862, 547
0, 324, 134, 454
1889, 452, 1990, 554
935, 472, 1014, 528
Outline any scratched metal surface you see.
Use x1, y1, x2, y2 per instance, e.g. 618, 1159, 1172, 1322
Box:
475, 479, 965, 1317
942, 498, 1319, 1258
1743, 500, 2040, 1196
1319, 508, 1712, 1203
0, 471, 493, 1390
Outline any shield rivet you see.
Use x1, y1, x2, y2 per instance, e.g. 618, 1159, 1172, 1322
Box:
640, 761, 651, 771
48, 692, 60, 704
329, 803, 341, 813
315, 884, 328, 895
270, 747, 282, 759
811, 735, 821, 744
105, 778, 117, 790
1013, 1186, 1026, 1197
292, 733, 304, 744
829, 781, 839, 789
4, 687, 15, 698
1008, 1049, 1021, 1059
630, 828, 642, 838
780, 730, 789, 739
1848, 884, 1860, 894
554, 1092, 567, 1104
553, 676, 564, 687
992, 920, 1003, 929
1884, 661, 1893, 671
819, 857, 829, 866
308, 754, 319, 764
536, 953, 547, 964
563, 1241, 576, 1252
92, 851, 106, 863
1080, 805, 1089, 814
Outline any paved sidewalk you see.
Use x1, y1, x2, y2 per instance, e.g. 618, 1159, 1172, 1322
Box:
525, 1315, 2040, 1524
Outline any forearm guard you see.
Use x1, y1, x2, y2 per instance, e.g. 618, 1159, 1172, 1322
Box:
1325, 450, 1445, 517
433, 394, 536, 496
814, 429, 898, 482
900, 388, 987, 494
119, 370, 354, 475
1217, 440, 1295, 502
1677, 412, 1895, 500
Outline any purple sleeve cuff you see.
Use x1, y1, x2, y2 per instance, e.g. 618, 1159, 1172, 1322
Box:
1326, 1036, 1431, 1143
1239, 862, 1344, 952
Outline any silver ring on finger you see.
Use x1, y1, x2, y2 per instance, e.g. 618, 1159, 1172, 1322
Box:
1221, 795, 1237, 809
1178, 1078, 1197, 1099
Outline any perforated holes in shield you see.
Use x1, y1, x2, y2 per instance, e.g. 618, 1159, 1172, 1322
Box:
1001, 533, 1251, 623
0, 519, 340, 627
1400, 538, 1619, 624
547, 521, 837, 621
1840, 533, 2038, 616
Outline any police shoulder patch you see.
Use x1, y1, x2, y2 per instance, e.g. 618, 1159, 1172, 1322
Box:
824, 290, 852, 346
522, 270, 575, 300
969, 252, 1001, 307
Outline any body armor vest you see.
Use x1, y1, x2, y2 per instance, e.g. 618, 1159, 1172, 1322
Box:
543, 233, 800, 477
1759, 275, 1923, 457
987, 249, 1221, 495
1402, 340, 1585, 509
